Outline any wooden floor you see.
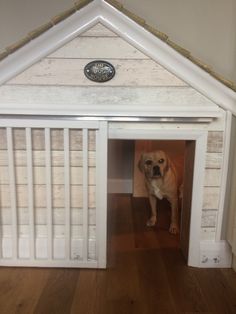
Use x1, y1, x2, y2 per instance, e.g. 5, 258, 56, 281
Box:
0, 194, 236, 314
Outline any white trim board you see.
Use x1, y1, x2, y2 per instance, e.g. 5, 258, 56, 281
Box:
109, 127, 209, 268
0, 0, 235, 115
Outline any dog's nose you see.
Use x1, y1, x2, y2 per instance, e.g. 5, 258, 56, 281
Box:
153, 165, 161, 177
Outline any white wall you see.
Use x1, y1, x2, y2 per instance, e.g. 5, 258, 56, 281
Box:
0, 0, 235, 84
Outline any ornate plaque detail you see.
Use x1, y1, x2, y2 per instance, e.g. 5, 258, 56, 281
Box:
84, 60, 115, 83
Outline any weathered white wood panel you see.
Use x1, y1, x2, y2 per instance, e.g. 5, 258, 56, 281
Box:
7, 59, 186, 87
0, 128, 96, 151
207, 132, 224, 153
201, 227, 216, 240
0, 207, 96, 226
1, 224, 96, 239
205, 153, 222, 169
1, 237, 96, 261
204, 169, 221, 187
201, 210, 217, 228
0, 86, 219, 117
0, 166, 96, 185
80, 23, 118, 37
0, 184, 96, 208
0, 150, 96, 167
203, 187, 220, 210
48, 37, 149, 59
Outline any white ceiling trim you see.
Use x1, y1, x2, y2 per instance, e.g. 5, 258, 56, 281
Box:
0, 0, 235, 115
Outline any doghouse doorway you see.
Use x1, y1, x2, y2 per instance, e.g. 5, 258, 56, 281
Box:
108, 127, 208, 267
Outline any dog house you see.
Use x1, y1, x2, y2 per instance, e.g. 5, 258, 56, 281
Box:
0, 0, 236, 269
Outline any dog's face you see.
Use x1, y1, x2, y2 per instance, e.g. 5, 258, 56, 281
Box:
138, 150, 169, 179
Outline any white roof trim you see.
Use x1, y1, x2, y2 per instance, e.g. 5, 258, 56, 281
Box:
0, 0, 235, 115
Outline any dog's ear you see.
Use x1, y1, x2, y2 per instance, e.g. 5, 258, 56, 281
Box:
163, 154, 170, 174
138, 153, 145, 173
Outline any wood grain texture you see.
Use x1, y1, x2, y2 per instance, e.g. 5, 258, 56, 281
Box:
207, 131, 224, 153
0, 184, 96, 208
0, 150, 96, 166
7, 58, 186, 87
0, 165, 96, 185
0, 128, 96, 151
47, 36, 149, 59
80, 23, 118, 37
1, 207, 96, 225
0, 86, 216, 110
33, 269, 79, 314
0, 195, 235, 313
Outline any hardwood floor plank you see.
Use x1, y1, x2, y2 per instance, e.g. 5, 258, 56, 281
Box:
70, 269, 99, 314
160, 249, 209, 313
0, 267, 49, 314
193, 268, 236, 314
34, 268, 79, 314
0, 195, 235, 314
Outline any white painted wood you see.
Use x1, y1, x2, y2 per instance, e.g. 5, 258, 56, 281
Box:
0, 86, 221, 117
205, 153, 222, 169
0, 2, 234, 114
45, 128, 53, 259
0, 184, 96, 208
1, 207, 96, 226
7, 58, 186, 87
0, 150, 96, 167
6, 128, 18, 259
80, 22, 117, 37
48, 36, 148, 59
96, 121, 108, 268
0, 119, 99, 130
0, 166, 96, 185
203, 187, 220, 210
1, 225, 96, 239
83, 129, 88, 262
201, 227, 216, 241
216, 111, 232, 241
108, 113, 225, 131
99, 1, 236, 113
204, 169, 221, 187
187, 131, 208, 267
26, 128, 35, 259
64, 128, 71, 260
202, 210, 217, 228
199, 240, 232, 268
207, 131, 224, 153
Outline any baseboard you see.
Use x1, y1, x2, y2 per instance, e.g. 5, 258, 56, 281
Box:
199, 240, 232, 268
108, 179, 133, 194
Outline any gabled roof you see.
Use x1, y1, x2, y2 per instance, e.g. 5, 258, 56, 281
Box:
0, 0, 235, 114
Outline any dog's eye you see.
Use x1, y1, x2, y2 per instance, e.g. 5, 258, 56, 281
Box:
158, 158, 164, 164
145, 159, 152, 166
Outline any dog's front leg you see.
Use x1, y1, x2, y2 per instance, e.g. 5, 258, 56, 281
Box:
147, 194, 157, 227
169, 197, 179, 234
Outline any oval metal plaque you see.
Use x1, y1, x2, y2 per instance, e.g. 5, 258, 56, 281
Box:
84, 60, 115, 83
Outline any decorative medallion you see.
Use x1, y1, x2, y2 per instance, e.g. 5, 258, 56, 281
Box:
84, 60, 115, 83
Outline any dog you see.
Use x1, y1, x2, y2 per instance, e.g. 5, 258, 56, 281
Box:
138, 150, 180, 234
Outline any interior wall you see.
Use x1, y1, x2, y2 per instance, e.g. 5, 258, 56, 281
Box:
0, 0, 235, 84
108, 140, 134, 180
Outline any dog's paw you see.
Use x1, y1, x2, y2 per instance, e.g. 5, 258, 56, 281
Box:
169, 223, 179, 234
146, 217, 157, 227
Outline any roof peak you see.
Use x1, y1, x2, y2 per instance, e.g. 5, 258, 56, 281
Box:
0, 0, 235, 115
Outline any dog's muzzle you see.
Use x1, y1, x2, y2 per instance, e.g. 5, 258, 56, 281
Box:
153, 165, 161, 177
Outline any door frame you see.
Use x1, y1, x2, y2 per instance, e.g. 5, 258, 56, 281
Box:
108, 126, 208, 267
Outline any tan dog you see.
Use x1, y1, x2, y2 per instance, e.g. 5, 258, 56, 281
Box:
138, 150, 179, 234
